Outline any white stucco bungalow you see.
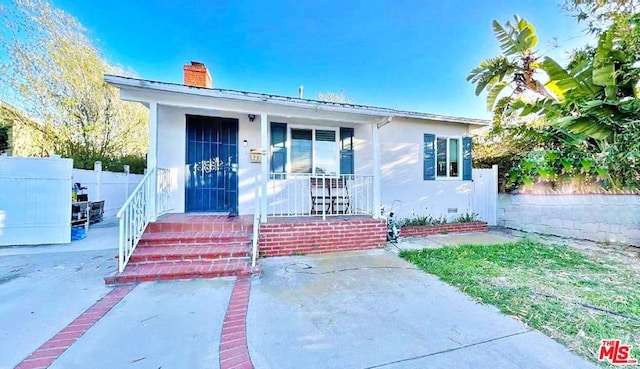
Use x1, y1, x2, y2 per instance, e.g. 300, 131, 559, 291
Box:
103, 62, 492, 278
106, 62, 487, 224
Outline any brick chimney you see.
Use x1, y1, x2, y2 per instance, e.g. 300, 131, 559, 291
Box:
183, 61, 212, 88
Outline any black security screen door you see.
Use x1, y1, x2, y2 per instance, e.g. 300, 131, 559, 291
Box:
185, 116, 238, 214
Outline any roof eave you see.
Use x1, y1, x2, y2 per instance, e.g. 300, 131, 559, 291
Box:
104, 74, 489, 126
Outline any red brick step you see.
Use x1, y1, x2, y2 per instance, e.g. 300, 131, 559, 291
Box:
146, 214, 253, 233
105, 214, 254, 285
130, 244, 250, 263
138, 231, 251, 247
104, 260, 251, 285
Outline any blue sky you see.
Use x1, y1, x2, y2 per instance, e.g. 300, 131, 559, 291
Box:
53, 0, 589, 119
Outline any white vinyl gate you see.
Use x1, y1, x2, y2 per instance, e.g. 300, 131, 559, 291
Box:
0, 157, 73, 245
472, 165, 498, 226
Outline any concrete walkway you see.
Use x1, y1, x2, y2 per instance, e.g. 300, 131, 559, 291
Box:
248, 250, 595, 369
49, 279, 232, 369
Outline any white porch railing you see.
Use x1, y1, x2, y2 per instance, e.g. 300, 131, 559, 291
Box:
267, 173, 373, 218
156, 167, 173, 215
116, 167, 172, 273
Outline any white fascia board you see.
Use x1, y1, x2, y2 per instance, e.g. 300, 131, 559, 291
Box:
105, 75, 489, 126
118, 85, 378, 124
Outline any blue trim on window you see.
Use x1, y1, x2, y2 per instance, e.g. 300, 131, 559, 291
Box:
423, 133, 435, 180
462, 136, 472, 181
340, 127, 354, 175
270, 122, 287, 176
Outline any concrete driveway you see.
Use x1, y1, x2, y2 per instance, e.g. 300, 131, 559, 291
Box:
2, 225, 596, 369
0, 247, 115, 369
247, 249, 595, 369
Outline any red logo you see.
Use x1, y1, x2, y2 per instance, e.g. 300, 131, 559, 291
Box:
599, 340, 637, 365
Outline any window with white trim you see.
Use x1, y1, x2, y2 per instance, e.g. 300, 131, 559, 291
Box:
436, 137, 461, 178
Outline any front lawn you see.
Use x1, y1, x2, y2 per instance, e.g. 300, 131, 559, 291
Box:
400, 241, 640, 367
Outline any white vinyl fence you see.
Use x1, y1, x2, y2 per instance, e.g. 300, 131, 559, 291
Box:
0, 157, 73, 246
472, 165, 498, 226
72, 165, 144, 217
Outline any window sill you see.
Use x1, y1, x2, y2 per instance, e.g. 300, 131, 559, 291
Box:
432, 177, 468, 181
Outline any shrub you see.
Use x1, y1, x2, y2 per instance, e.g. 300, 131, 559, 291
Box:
452, 212, 480, 223
70, 154, 146, 174
400, 212, 480, 226
400, 214, 447, 227
0, 124, 9, 154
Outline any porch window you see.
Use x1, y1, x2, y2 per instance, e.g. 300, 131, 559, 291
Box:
291, 128, 338, 175
291, 129, 313, 173
315, 130, 337, 174
270, 124, 354, 176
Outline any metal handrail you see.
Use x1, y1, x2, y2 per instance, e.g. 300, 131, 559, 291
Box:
251, 175, 260, 269
116, 167, 172, 273
116, 169, 154, 219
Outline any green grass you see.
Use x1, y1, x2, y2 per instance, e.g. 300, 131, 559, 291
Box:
400, 241, 640, 367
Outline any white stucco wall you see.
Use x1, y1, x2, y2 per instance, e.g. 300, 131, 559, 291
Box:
157, 105, 472, 218
377, 117, 473, 220
498, 194, 640, 245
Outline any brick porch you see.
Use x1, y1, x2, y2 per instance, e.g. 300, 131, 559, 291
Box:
258, 216, 387, 257
105, 214, 387, 285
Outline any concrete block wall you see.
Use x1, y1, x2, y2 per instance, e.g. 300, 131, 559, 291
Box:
259, 218, 387, 257
498, 194, 640, 245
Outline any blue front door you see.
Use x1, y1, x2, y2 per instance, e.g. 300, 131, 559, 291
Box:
185, 115, 238, 215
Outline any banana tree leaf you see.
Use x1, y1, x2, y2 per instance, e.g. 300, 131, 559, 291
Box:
516, 18, 538, 49
486, 81, 508, 111
542, 57, 595, 99
620, 99, 640, 112
592, 64, 616, 87
492, 20, 519, 56
492, 17, 537, 56
556, 116, 611, 140
594, 31, 613, 64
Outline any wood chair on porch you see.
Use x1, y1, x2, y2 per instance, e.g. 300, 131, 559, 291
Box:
309, 177, 351, 215
310, 177, 332, 215
329, 177, 350, 214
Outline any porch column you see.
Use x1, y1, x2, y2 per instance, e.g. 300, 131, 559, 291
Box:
260, 113, 268, 223
148, 101, 158, 221
372, 123, 381, 219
